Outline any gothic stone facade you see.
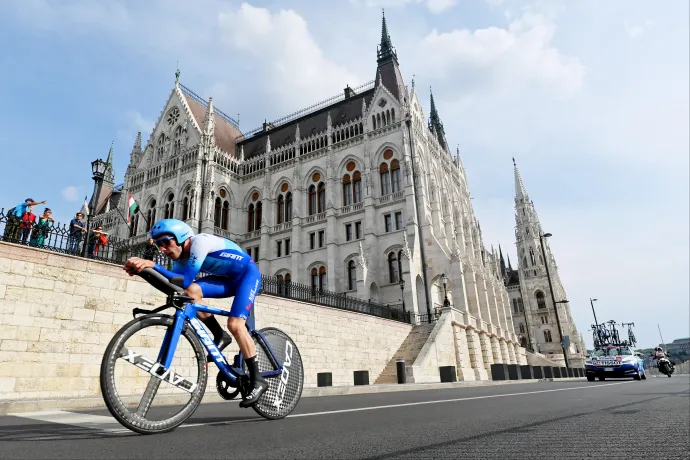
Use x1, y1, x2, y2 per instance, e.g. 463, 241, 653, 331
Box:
504, 162, 586, 367
92, 15, 519, 345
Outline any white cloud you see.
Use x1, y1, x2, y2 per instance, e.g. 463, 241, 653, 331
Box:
217, 3, 362, 113
626, 19, 656, 39
61, 186, 81, 201
416, 12, 585, 99
349, 0, 457, 14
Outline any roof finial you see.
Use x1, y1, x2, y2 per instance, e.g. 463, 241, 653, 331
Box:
411, 74, 415, 90
175, 61, 180, 85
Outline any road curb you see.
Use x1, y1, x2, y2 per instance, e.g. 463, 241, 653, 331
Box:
0, 378, 585, 415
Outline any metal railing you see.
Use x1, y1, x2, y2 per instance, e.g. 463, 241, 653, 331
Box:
1, 208, 411, 324
259, 276, 411, 324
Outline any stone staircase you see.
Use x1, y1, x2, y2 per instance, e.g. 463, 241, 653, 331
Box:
375, 323, 436, 384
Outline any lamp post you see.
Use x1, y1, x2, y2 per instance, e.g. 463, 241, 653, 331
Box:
539, 232, 570, 369
590, 298, 599, 327
82, 159, 108, 257
441, 273, 450, 308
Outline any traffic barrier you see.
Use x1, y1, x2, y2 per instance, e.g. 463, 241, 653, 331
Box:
520, 365, 534, 379
317, 372, 332, 387
396, 359, 406, 384
490, 364, 509, 380
507, 364, 521, 380
439, 366, 457, 383
353, 370, 369, 385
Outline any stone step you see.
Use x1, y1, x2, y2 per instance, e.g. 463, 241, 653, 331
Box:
374, 323, 436, 385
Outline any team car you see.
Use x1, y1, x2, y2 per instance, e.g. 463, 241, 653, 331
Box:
585, 345, 646, 381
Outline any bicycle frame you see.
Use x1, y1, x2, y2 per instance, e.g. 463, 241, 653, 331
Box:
155, 301, 283, 384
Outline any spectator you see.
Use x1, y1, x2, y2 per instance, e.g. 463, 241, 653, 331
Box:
68, 212, 86, 254
89, 225, 109, 257
29, 208, 54, 247
142, 238, 160, 261
3, 198, 46, 242
19, 206, 37, 245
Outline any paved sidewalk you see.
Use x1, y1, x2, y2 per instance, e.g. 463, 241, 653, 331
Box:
0, 377, 585, 415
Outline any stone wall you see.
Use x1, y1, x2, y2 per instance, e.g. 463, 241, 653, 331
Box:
0, 242, 412, 400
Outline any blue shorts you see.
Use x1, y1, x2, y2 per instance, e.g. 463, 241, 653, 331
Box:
194, 261, 262, 320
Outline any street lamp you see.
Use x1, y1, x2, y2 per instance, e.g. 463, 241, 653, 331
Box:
399, 276, 406, 317
441, 273, 450, 307
590, 298, 599, 326
82, 158, 108, 257
539, 232, 570, 369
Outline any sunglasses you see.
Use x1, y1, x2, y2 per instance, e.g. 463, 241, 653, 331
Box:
154, 236, 175, 247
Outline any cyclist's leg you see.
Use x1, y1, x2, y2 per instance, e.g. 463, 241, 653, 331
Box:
225, 262, 266, 406
189, 277, 234, 351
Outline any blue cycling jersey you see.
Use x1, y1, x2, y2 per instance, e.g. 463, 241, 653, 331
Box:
153, 233, 252, 289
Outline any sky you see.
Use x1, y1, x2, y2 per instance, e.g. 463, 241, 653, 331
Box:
0, 0, 687, 349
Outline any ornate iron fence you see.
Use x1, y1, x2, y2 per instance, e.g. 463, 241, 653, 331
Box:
259, 276, 411, 323
1, 208, 411, 324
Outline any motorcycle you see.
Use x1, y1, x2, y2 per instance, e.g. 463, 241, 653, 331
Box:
657, 357, 675, 377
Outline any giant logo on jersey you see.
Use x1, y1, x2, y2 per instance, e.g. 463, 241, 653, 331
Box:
218, 252, 244, 261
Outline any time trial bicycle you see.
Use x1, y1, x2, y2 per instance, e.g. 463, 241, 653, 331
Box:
99, 268, 304, 435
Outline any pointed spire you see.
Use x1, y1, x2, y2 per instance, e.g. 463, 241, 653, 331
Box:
106, 141, 114, 165
507, 254, 513, 272
499, 244, 507, 278
133, 132, 142, 153
377, 9, 398, 65
513, 157, 528, 202
203, 96, 215, 135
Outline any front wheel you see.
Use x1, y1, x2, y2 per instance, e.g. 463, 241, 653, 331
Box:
100, 314, 208, 435
250, 327, 305, 420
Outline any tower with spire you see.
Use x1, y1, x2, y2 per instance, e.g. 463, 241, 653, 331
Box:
505, 159, 586, 366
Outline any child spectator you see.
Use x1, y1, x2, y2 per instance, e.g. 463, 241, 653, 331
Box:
19, 206, 37, 244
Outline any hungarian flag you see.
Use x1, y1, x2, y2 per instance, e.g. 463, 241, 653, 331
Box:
127, 194, 139, 224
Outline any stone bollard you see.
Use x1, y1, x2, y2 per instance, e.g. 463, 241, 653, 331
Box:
396, 359, 406, 384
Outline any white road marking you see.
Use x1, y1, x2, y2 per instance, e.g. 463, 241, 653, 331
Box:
9, 382, 631, 434
9, 410, 129, 434
182, 381, 631, 429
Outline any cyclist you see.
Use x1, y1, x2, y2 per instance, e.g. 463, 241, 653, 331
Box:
122, 218, 268, 408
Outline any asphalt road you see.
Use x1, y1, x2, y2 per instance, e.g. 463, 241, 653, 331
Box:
0, 378, 688, 459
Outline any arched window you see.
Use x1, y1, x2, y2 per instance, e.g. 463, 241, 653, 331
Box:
277, 272, 292, 296
308, 185, 317, 215
379, 162, 390, 196
310, 265, 327, 293
347, 260, 357, 290
156, 134, 165, 161
214, 197, 222, 227
529, 247, 536, 266
248, 204, 255, 232
520, 336, 528, 348
353, 171, 361, 203
317, 182, 325, 213
276, 183, 292, 225
247, 191, 261, 231
342, 174, 352, 206
388, 251, 400, 283
544, 330, 553, 342
285, 192, 292, 221
307, 172, 326, 216
536, 291, 546, 309
277, 195, 285, 224
519, 324, 525, 334
342, 162, 363, 206
513, 298, 519, 313
174, 125, 182, 155
255, 201, 262, 230
379, 150, 401, 196
212, 190, 229, 230
182, 196, 189, 221
164, 192, 175, 219
146, 199, 156, 232
518, 298, 524, 312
